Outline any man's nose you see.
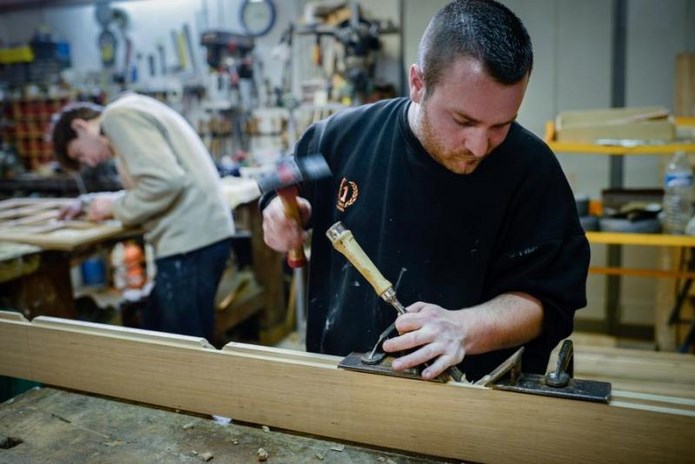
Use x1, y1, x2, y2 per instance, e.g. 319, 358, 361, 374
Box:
464, 128, 489, 158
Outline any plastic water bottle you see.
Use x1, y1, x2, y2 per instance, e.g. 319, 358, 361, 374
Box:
663, 152, 694, 234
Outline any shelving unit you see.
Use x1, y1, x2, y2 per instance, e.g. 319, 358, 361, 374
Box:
545, 118, 695, 348
1, 94, 72, 170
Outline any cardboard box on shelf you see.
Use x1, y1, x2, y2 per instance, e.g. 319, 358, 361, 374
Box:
555, 106, 675, 143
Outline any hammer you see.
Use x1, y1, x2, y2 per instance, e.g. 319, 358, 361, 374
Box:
257, 154, 331, 268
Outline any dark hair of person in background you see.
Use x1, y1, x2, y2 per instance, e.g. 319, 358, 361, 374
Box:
51, 102, 104, 172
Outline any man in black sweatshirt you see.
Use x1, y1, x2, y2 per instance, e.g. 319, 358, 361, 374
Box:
262, 0, 589, 382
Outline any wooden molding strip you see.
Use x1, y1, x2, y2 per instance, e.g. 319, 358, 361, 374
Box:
0, 312, 693, 464
31, 316, 216, 349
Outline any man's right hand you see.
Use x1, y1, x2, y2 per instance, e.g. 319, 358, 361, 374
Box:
262, 196, 312, 252
58, 199, 83, 220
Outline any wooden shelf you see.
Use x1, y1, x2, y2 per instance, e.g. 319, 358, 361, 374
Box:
544, 118, 695, 155
548, 141, 695, 155
586, 232, 695, 279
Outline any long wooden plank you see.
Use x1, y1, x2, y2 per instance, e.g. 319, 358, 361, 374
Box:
0, 198, 126, 250
0, 198, 73, 219
0, 312, 693, 464
0, 220, 126, 250
675, 53, 695, 117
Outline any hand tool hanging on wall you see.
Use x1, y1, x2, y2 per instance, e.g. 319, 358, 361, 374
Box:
95, 1, 117, 68
98, 29, 118, 68
157, 43, 167, 75
170, 30, 184, 72
257, 154, 331, 268
147, 53, 156, 78
326, 221, 464, 383
183, 23, 199, 76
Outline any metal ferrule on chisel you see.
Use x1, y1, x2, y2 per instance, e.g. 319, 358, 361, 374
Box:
380, 287, 407, 315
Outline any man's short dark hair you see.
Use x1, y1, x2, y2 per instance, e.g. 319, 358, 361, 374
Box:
418, 0, 533, 96
51, 102, 104, 172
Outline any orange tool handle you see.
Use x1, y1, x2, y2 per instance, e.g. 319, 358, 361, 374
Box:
277, 186, 307, 268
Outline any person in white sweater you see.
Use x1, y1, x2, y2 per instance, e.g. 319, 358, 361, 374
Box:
52, 93, 235, 341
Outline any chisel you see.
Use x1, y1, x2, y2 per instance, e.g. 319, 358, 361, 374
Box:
326, 221, 464, 382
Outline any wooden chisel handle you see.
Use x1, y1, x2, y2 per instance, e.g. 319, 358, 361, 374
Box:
326, 221, 392, 296
278, 186, 306, 268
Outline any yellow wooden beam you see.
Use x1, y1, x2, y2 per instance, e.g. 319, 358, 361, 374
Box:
549, 141, 695, 155
589, 266, 695, 279
586, 231, 695, 247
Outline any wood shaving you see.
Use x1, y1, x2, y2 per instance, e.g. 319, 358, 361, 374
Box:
201, 451, 214, 461
102, 440, 125, 447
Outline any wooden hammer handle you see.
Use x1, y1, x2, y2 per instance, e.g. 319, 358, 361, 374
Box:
326, 222, 392, 297
277, 186, 307, 268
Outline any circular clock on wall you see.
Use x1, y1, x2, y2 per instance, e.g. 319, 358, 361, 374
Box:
240, 0, 277, 37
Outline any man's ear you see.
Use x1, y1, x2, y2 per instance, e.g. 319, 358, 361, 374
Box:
70, 118, 89, 133
409, 64, 425, 104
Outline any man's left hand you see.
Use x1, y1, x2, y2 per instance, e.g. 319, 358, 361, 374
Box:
58, 199, 83, 220
87, 197, 115, 222
382, 302, 467, 380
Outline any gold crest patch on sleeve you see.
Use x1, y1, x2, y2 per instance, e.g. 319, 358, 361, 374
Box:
337, 177, 359, 212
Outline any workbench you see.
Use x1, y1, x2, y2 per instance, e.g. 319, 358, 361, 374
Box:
0, 387, 449, 464
0, 177, 288, 346
0, 198, 138, 320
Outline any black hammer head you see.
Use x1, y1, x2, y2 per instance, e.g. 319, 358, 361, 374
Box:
257, 153, 331, 194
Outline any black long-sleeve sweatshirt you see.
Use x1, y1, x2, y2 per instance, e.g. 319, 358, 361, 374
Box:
268, 97, 589, 381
